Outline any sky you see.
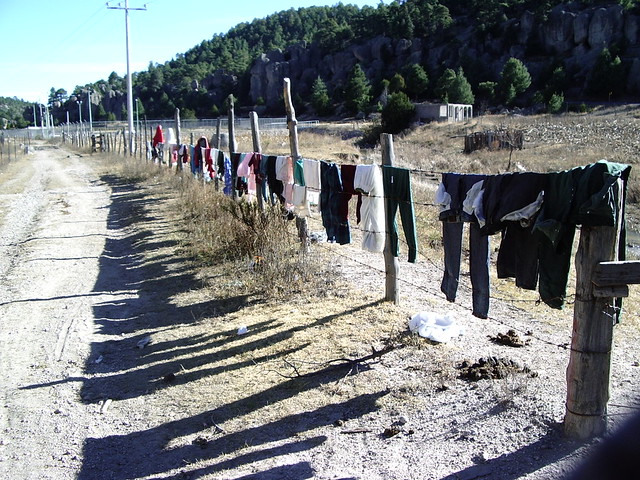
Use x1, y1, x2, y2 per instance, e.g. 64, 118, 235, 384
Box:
0, 0, 389, 103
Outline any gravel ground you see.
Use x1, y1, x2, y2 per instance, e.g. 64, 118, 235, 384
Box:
0, 141, 639, 480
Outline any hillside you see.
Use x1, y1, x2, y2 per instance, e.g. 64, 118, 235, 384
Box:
6, 0, 640, 127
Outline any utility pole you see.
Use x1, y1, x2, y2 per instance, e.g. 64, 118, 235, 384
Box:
88, 90, 93, 133
107, 0, 146, 155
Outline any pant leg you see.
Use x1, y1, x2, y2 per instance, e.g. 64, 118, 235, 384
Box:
469, 222, 490, 319
441, 221, 463, 302
382, 167, 401, 258
395, 170, 418, 263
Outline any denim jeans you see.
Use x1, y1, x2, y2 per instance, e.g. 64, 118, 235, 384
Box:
441, 221, 490, 318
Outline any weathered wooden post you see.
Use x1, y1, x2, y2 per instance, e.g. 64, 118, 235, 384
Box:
381, 133, 400, 304
215, 117, 222, 149
250, 111, 265, 211
227, 95, 238, 199
283, 77, 309, 251
564, 178, 623, 439
175, 108, 182, 172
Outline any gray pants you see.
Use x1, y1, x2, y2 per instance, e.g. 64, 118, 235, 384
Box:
441, 221, 490, 319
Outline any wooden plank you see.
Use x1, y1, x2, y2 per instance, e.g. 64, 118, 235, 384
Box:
593, 261, 640, 286
593, 284, 629, 298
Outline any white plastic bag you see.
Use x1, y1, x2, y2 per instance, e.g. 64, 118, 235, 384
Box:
409, 311, 464, 343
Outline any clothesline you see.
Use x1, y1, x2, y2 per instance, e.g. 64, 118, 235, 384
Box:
161, 139, 631, 325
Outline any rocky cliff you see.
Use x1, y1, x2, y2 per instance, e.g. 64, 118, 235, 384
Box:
244, 3, 640, 110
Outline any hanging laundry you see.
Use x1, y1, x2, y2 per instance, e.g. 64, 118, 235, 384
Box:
436, 173, 490, 319
479, 172, 546, 291
204, 148, 216, 181
223, 154, 233, 196
152, 125, 164, 163
178, 144, 190, 167
237, 152, 259, 200
533, 161, 631, 310
292, 158, 311, 217
382, 166, 418, 263
340, 164, 362, 227
249, 153, 265, 202
231, 153, 248, 196
320, 161, 347, 244
170, 144, 179, 166
302, 158, 321, 207
436, 161, 631, 319
265, 155, 285, 204
275, 155, 294, 206
354, 164, 385, 253
192, 136, 208, 175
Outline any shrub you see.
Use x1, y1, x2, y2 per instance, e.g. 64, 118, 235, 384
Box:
548, 92, 564, 113
382, 92, 416, 134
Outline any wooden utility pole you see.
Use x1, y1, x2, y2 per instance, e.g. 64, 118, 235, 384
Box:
381, 133, 399, 304
283, 77, 309, 251
250, 111, 265, 211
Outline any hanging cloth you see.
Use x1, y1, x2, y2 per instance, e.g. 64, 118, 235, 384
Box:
354, 164, 385, 253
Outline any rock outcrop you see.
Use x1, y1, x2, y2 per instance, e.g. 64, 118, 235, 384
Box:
243, 3, 640, 108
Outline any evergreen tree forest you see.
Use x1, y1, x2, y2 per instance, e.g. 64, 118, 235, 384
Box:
3, 0, 640, 128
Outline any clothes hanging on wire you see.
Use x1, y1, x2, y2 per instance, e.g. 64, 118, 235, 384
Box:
265, 155, 285, 204
204, 148, 215, 181
533, 161, 631, 311
292, 158, 311, 217
436, 161, 631, 319
320, 161, 348, 244
382, 166, 418, 263
437, 173, 490, 318
237, 152, 259, 199
478, 172, 546, 291
276, 155, 294, 206
231, 153, 248, 196
192, 136, 208, 174
354, 164, 385, 253
339, 164, 362, 239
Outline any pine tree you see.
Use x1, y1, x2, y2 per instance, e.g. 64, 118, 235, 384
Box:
402, 64, 429, 100
311, 76, 332, 116
435, 68, 456, 102
450, 68, 475, 104
499, 57, 531, 105
389, 73, 406, 93
345, 64, 372, 115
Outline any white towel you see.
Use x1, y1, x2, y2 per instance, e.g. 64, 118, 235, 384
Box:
354, 164, 385, 253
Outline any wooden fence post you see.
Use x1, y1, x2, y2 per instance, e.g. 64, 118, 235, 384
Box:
564, 179, 623, 439
283, 77, 309, 251
250, 111, 265, 211
175, 108, 182, 172
227, 95, 238, 199
381, 133, 400, 304
215, 117, 222, 149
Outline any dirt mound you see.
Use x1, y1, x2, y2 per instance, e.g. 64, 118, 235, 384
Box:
457, 356, 536, 381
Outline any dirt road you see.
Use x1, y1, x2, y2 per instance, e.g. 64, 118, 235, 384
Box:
0, 145, 121, 478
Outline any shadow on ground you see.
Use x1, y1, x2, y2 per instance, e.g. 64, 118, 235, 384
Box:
69, 175, 389, 479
